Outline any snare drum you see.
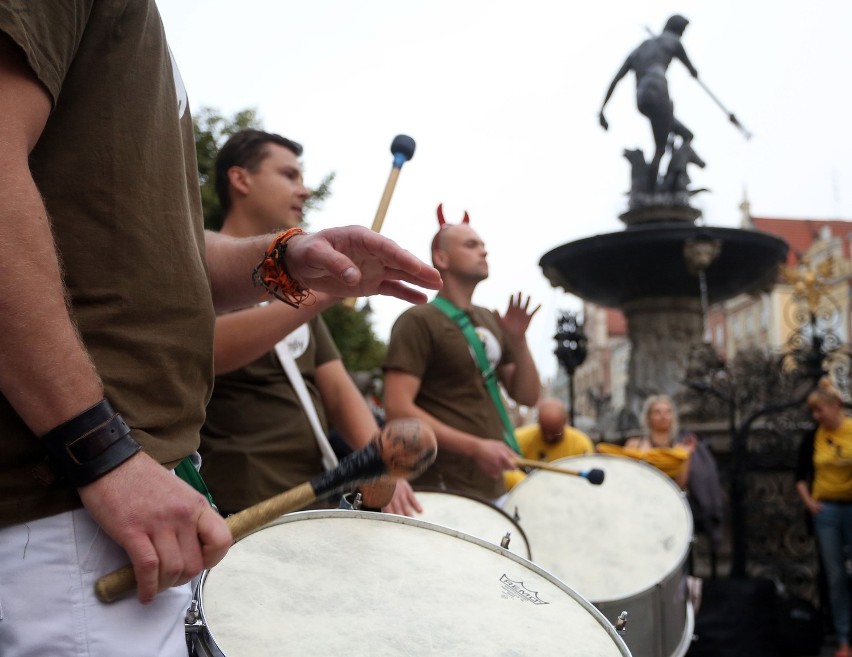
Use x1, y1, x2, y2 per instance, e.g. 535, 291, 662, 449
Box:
505, 454, 694, 657
187, 510, 630, 657
410, 489, 531, 558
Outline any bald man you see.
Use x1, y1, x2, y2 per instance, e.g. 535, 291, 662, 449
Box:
383, 221, 541, 501
504, 398, 594, 489
518, 398, 594, 460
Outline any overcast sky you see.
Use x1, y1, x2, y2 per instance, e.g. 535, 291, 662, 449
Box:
157, 0, 852, 381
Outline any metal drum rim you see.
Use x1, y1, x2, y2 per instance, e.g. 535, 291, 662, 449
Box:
410, 487, 533, 560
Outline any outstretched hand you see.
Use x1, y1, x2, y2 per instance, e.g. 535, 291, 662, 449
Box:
493, 292, 540, 341
285, 226, 442, 304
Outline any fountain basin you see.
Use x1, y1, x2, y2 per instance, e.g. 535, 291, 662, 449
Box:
540, 223, 788, 308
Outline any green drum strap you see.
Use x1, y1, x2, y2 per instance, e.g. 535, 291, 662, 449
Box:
431, 296, 521, 455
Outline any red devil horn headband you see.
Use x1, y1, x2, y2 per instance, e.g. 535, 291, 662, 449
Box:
436, 203, 470, 228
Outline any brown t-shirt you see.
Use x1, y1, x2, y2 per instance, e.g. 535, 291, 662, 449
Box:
0, 2, 214, 525
200, 317, 340, 513
383, 301, 513, 500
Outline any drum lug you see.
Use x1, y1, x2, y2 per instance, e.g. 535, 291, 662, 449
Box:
500, 532, 512, 549
185, 599, 207, 637
185, 599, 201, 626
614, 610, 629, 637
338, 492, 363, 510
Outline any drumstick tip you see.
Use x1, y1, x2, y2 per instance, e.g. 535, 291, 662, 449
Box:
584, 468, 605, 485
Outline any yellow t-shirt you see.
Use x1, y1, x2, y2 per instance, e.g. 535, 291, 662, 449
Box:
812, 417, 852, 502
504, 425, 594, 490
596, 443, 690, 481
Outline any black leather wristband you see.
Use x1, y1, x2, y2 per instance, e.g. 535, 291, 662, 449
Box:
41, 399, 142, 488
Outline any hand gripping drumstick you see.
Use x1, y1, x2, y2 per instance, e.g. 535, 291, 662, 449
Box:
342, 134, 416, 309
515, 457, 605, 485
95, 419, 436, 603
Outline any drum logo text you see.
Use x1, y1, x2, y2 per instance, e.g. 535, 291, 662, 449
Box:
500, 575, 549, 605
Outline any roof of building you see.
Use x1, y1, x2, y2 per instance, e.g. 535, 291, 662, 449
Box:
751, 216, 852, 265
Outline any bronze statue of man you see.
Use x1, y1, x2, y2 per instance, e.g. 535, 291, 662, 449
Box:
599, 15, 699, 191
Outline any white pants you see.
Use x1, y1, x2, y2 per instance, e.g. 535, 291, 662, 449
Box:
0, 507, 191, 657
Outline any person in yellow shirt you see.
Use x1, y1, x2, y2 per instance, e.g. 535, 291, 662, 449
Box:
796, 377, 852, 657
504, 398, 593, 489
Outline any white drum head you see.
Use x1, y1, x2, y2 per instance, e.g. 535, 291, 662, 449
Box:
505, 454, 693, 602
197, 510, 629, 657
409, 490, 531, 558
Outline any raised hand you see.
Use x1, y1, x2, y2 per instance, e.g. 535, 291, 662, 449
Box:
493, 292, 540, 341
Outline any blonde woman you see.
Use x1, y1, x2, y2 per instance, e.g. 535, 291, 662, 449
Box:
796, 378, 852, 657
602, 394, 696, 488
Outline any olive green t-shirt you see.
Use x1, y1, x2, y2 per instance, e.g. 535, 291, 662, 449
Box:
0, 1, 215, 525
200, 317, 340, 514
383, 302, 513, 500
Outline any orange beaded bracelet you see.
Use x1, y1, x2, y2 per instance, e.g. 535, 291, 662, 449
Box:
252, 227, 315, 308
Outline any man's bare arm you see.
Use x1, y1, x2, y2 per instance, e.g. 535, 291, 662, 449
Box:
205, 227, 442, 314
213, 293, 338, 375
384, 370, 516, 478
0, 33, 103, 432
315, 359, 379, 450
494, 293, 541, 407
0, 34, 232, 604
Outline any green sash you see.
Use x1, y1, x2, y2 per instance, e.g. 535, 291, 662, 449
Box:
175, 456, 216, 508
431, 297, 521, 455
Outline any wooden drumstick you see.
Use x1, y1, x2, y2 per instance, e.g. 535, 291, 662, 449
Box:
94, 418, 436, 603
342, 134, 416, 309
515, 458, 605, 485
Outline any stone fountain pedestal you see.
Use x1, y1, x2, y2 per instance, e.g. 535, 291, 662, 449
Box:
623, 296, 704, 410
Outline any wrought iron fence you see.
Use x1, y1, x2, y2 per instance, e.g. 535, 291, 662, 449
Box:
684, 291, 850, 604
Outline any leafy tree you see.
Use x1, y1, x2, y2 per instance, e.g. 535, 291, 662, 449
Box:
193, 106, 382, 368
193, 106, 334, 231
304, 174, 335, 220
321, 301, 387, 372
194, 107, 261, 231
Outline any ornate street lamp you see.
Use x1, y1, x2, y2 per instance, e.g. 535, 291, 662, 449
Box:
554, 311, 588, 426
